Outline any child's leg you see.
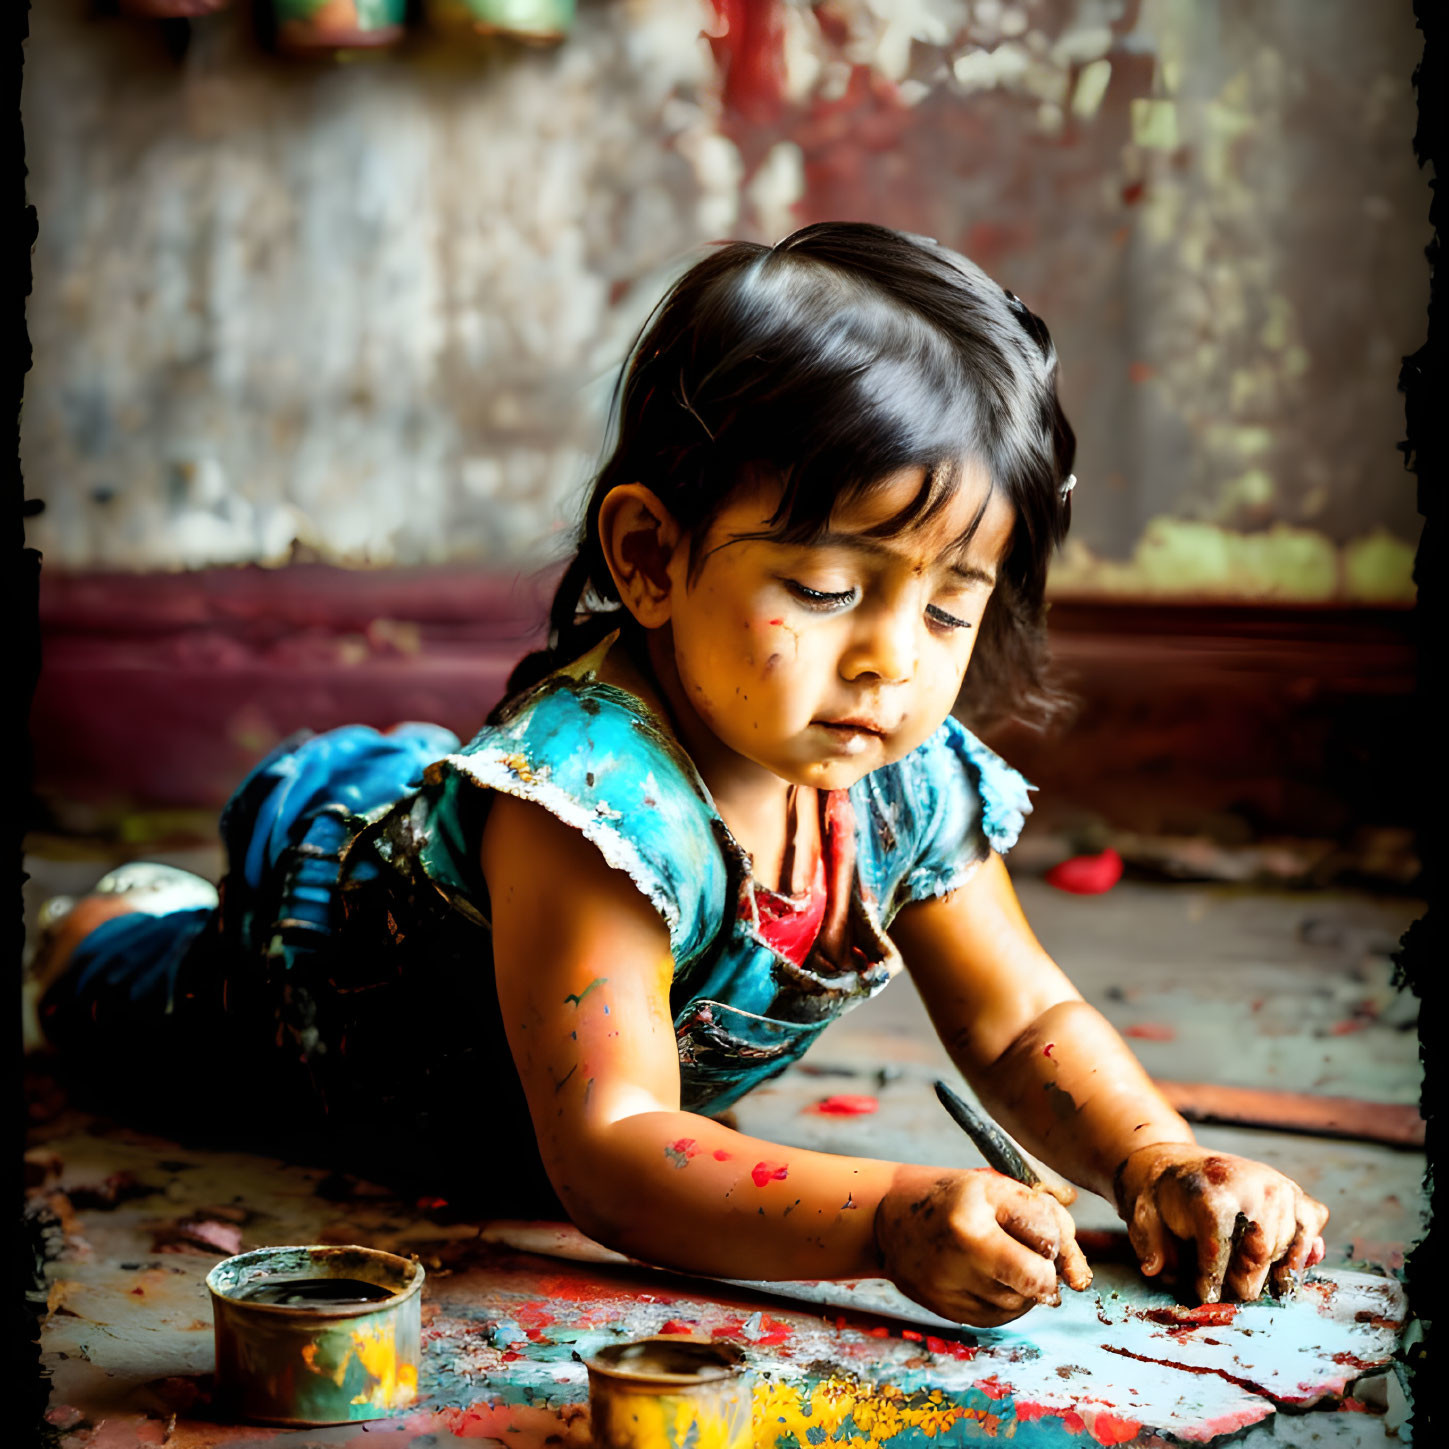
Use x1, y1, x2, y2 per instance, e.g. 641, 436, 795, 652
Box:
29, 865, 221, 1004
32, 865, 222, 1068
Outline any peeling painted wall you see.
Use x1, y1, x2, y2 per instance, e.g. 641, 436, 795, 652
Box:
21, 0, 1427, 599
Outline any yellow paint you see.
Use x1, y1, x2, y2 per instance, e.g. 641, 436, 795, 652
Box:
1343, 528, 1418, 603
1049, 519, 1417, 603
347, 1319, 419, 1410
1071, 58, 1112, 120
593, 1380, 752, 1449
753, 1375, 997, 1445
1131, 98, 1179, 150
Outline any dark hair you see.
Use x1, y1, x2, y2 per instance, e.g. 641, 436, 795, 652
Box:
501, 221, 1076, 731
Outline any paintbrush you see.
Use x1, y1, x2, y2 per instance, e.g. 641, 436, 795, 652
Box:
932, 1079, 1041, 1187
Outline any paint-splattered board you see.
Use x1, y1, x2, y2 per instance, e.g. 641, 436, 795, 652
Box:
38, 1194, 1403, 1449
399, 1244, 1406, 1449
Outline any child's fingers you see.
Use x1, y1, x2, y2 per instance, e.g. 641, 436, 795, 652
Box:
1270, 1216, 1315, 1298
1269, 1197, 1329, 1295
1128, 1193, 1171, 1277
1188, 1197, 1237, 1305
980, 1205, 1063, 1304
1225, 1217, 1276, 1303
939, 1287, 1038, 1328
1226, 1190, 1292, 1302
1050, 1202, 1092, 1292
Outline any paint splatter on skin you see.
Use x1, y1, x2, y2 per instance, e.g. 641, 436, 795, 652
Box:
553, 1065, 577, 1093
663, 1138, 699, 1169
752, 1161, 789, 1187
1043, 1042, 1055, 1057
712, 1149, 732, 1161
564, 978, 608, 1008
1043, 1080, 1081, 1122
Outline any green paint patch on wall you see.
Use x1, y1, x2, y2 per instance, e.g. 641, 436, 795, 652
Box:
1049, 520, 1416, 602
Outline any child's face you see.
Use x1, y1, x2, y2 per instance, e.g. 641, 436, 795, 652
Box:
664, 463, 1013, 794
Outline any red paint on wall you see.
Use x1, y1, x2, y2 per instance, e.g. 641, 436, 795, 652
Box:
708, 0, 787, 122
976, 1375, 1012, 1400
751, 1160, 789, 1187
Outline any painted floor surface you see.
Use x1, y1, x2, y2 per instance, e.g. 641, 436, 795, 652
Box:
23, 857, 1425, 1448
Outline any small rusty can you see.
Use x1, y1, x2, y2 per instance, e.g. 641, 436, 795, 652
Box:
586, 1338, 752, 1449
207, 1244, 424, 1425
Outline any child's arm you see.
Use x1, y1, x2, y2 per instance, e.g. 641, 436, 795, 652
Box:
891, 853, 1329, 1304
481, 795, 1090, 1326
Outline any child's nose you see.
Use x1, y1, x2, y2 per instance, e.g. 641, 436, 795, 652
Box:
840, 603, 916, 685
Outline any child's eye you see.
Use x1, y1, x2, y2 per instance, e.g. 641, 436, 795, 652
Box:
926, 604, 972, 631
784, 580, 858, 611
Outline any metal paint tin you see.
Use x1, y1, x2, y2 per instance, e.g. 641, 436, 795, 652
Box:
207, 1244, 424, 1426
586, 1338, 752, 1449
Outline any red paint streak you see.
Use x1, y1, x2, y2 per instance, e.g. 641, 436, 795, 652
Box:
1044, 848, 1124, 895
868, 1326, 891, 1338
751, 1160, 789, 1187
1122, 181, 1146, 204
1127, 362, 1155, 385
768, 618, 784, 626
713, 1149, 733, 1161
1141, 1302, 1237, 1327
752, 1314, 792, 1346
1043, 1042, 1055, 1057
659, 1318, 700, 1335
1123, 1022, 1175, 1041
1339, 1397, 1371, 1412
707, 0, 786, 122
535, 1273, 632, 1302
416, 1195, 449, 1210
924, 1334, 976, 1360
512, 1302, 557, 1331
671, 1137, 700, 1159
1089, 1412, 1142, 1445
976, 1376, 1012, 1401
1331, 1017, 1372, 1035
900, 1329, 923, 1342
813, 1094, 878, 1116
1014, 1401, 1084, 1428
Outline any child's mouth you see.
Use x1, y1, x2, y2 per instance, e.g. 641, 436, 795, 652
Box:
814, 719, 889, 754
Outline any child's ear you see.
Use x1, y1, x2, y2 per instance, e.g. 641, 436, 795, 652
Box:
598, 484, 683, 629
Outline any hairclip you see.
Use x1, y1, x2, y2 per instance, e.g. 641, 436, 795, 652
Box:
1059, 473, 1077, 501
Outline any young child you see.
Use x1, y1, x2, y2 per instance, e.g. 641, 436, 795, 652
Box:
35, 222, 1327, 1328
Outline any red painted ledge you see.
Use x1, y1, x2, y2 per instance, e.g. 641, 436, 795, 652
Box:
30, 567, 1417, 837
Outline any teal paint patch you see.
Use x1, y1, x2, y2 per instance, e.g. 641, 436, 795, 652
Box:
565, 977, 609, 1007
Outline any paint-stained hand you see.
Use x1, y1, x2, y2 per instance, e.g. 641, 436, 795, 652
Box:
1117, 1144, 1329, 1304
874, 1169, 1092, 1327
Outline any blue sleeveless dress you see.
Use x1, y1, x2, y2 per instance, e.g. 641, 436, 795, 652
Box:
44, 637, 1031, 1205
